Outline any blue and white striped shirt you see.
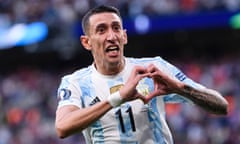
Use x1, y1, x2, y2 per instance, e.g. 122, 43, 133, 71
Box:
57, 56, 205, 144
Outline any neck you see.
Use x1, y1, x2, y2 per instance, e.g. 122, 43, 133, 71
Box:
94, 58, 125, 75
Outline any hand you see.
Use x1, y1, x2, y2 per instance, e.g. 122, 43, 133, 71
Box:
119, 65, 150, 102
143, 64, 183, 103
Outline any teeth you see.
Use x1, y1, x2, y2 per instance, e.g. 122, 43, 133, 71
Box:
108, 46, 117, 49
106, 46, 119, 52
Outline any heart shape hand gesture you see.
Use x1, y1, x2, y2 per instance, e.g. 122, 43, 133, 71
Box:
119, 64, 183, 104
143, 64, 183, 103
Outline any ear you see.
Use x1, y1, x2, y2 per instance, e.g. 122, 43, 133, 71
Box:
123, 29, 128, 44
80, 35, 92, 51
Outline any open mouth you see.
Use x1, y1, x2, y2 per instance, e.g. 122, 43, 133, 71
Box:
105, 46, 120, 53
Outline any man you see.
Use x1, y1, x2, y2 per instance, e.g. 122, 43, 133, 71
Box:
55, 5, 228, 144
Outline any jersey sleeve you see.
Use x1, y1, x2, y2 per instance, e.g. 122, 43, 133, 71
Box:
57, 75, 83, 109
154, 56, 205, 103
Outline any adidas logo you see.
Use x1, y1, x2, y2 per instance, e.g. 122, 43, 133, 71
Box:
89, 96, 101, 106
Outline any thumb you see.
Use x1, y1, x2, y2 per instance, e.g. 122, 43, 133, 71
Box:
144, 91, 159, 104
137, 94, 148, 104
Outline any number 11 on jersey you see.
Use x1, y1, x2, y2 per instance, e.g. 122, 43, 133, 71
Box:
115, 106, 136, 133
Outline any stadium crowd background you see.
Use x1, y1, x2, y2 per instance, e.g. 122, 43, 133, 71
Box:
0, 0, 240, 144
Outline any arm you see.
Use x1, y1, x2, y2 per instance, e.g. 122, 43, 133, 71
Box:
55, 101, 112, 138
177, 84, 228, 115
145, 64, 228, 115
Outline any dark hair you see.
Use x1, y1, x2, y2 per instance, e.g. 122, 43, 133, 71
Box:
82, 5, 122, 35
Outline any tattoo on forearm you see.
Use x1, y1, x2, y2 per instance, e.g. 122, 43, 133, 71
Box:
182, 85, 227, 115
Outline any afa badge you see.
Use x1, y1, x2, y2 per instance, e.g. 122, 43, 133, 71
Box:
110, 84, 124, 94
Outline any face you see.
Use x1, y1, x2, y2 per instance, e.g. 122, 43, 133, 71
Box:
81, 12, 127, 74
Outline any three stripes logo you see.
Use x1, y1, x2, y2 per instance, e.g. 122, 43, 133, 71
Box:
175, 72, 186, 81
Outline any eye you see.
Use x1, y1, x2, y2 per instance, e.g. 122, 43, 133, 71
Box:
96, 25, 106, 34
98, 27, 105, 33
113, 25, 120, 31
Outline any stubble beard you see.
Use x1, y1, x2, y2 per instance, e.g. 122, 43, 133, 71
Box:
106, 57, 124, 75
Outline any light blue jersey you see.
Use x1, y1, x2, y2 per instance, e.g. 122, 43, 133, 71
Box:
57, 56, 205, 144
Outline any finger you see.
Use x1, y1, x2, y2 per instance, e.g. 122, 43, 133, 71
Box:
146, 64, 158, 73
133, 66, 151, 81
130, 66, 146, 78
147, 91, 158, 99
137, 72, 151, 81
144, 91, 162, 104
127, 66, 146, 84
136, 67, 148, 76
136, 93, 148, 103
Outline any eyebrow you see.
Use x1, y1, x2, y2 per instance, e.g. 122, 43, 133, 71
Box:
95, 23, 106, 29
94, 21, 122, 31
112, 21, 122, 27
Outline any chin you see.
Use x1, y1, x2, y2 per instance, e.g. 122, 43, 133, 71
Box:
108, 59, 121, 66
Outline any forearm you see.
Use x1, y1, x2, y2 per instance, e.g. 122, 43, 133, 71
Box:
179, 84, 228, 115
55, 101, 112, 138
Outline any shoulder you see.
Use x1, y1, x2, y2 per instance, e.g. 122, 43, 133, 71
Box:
126, 56, 170, 65
61, 65, 93, 83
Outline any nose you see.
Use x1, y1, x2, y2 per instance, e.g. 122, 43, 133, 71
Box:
106, 30, 117, 41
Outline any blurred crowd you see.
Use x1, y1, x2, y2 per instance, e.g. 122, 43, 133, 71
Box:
1, 0, 240, 27
1, 0, 240, 144
0, 57, 239, 144
167, 57, 240, 144
1, 0, 240, 58
0, 67, 85, 144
